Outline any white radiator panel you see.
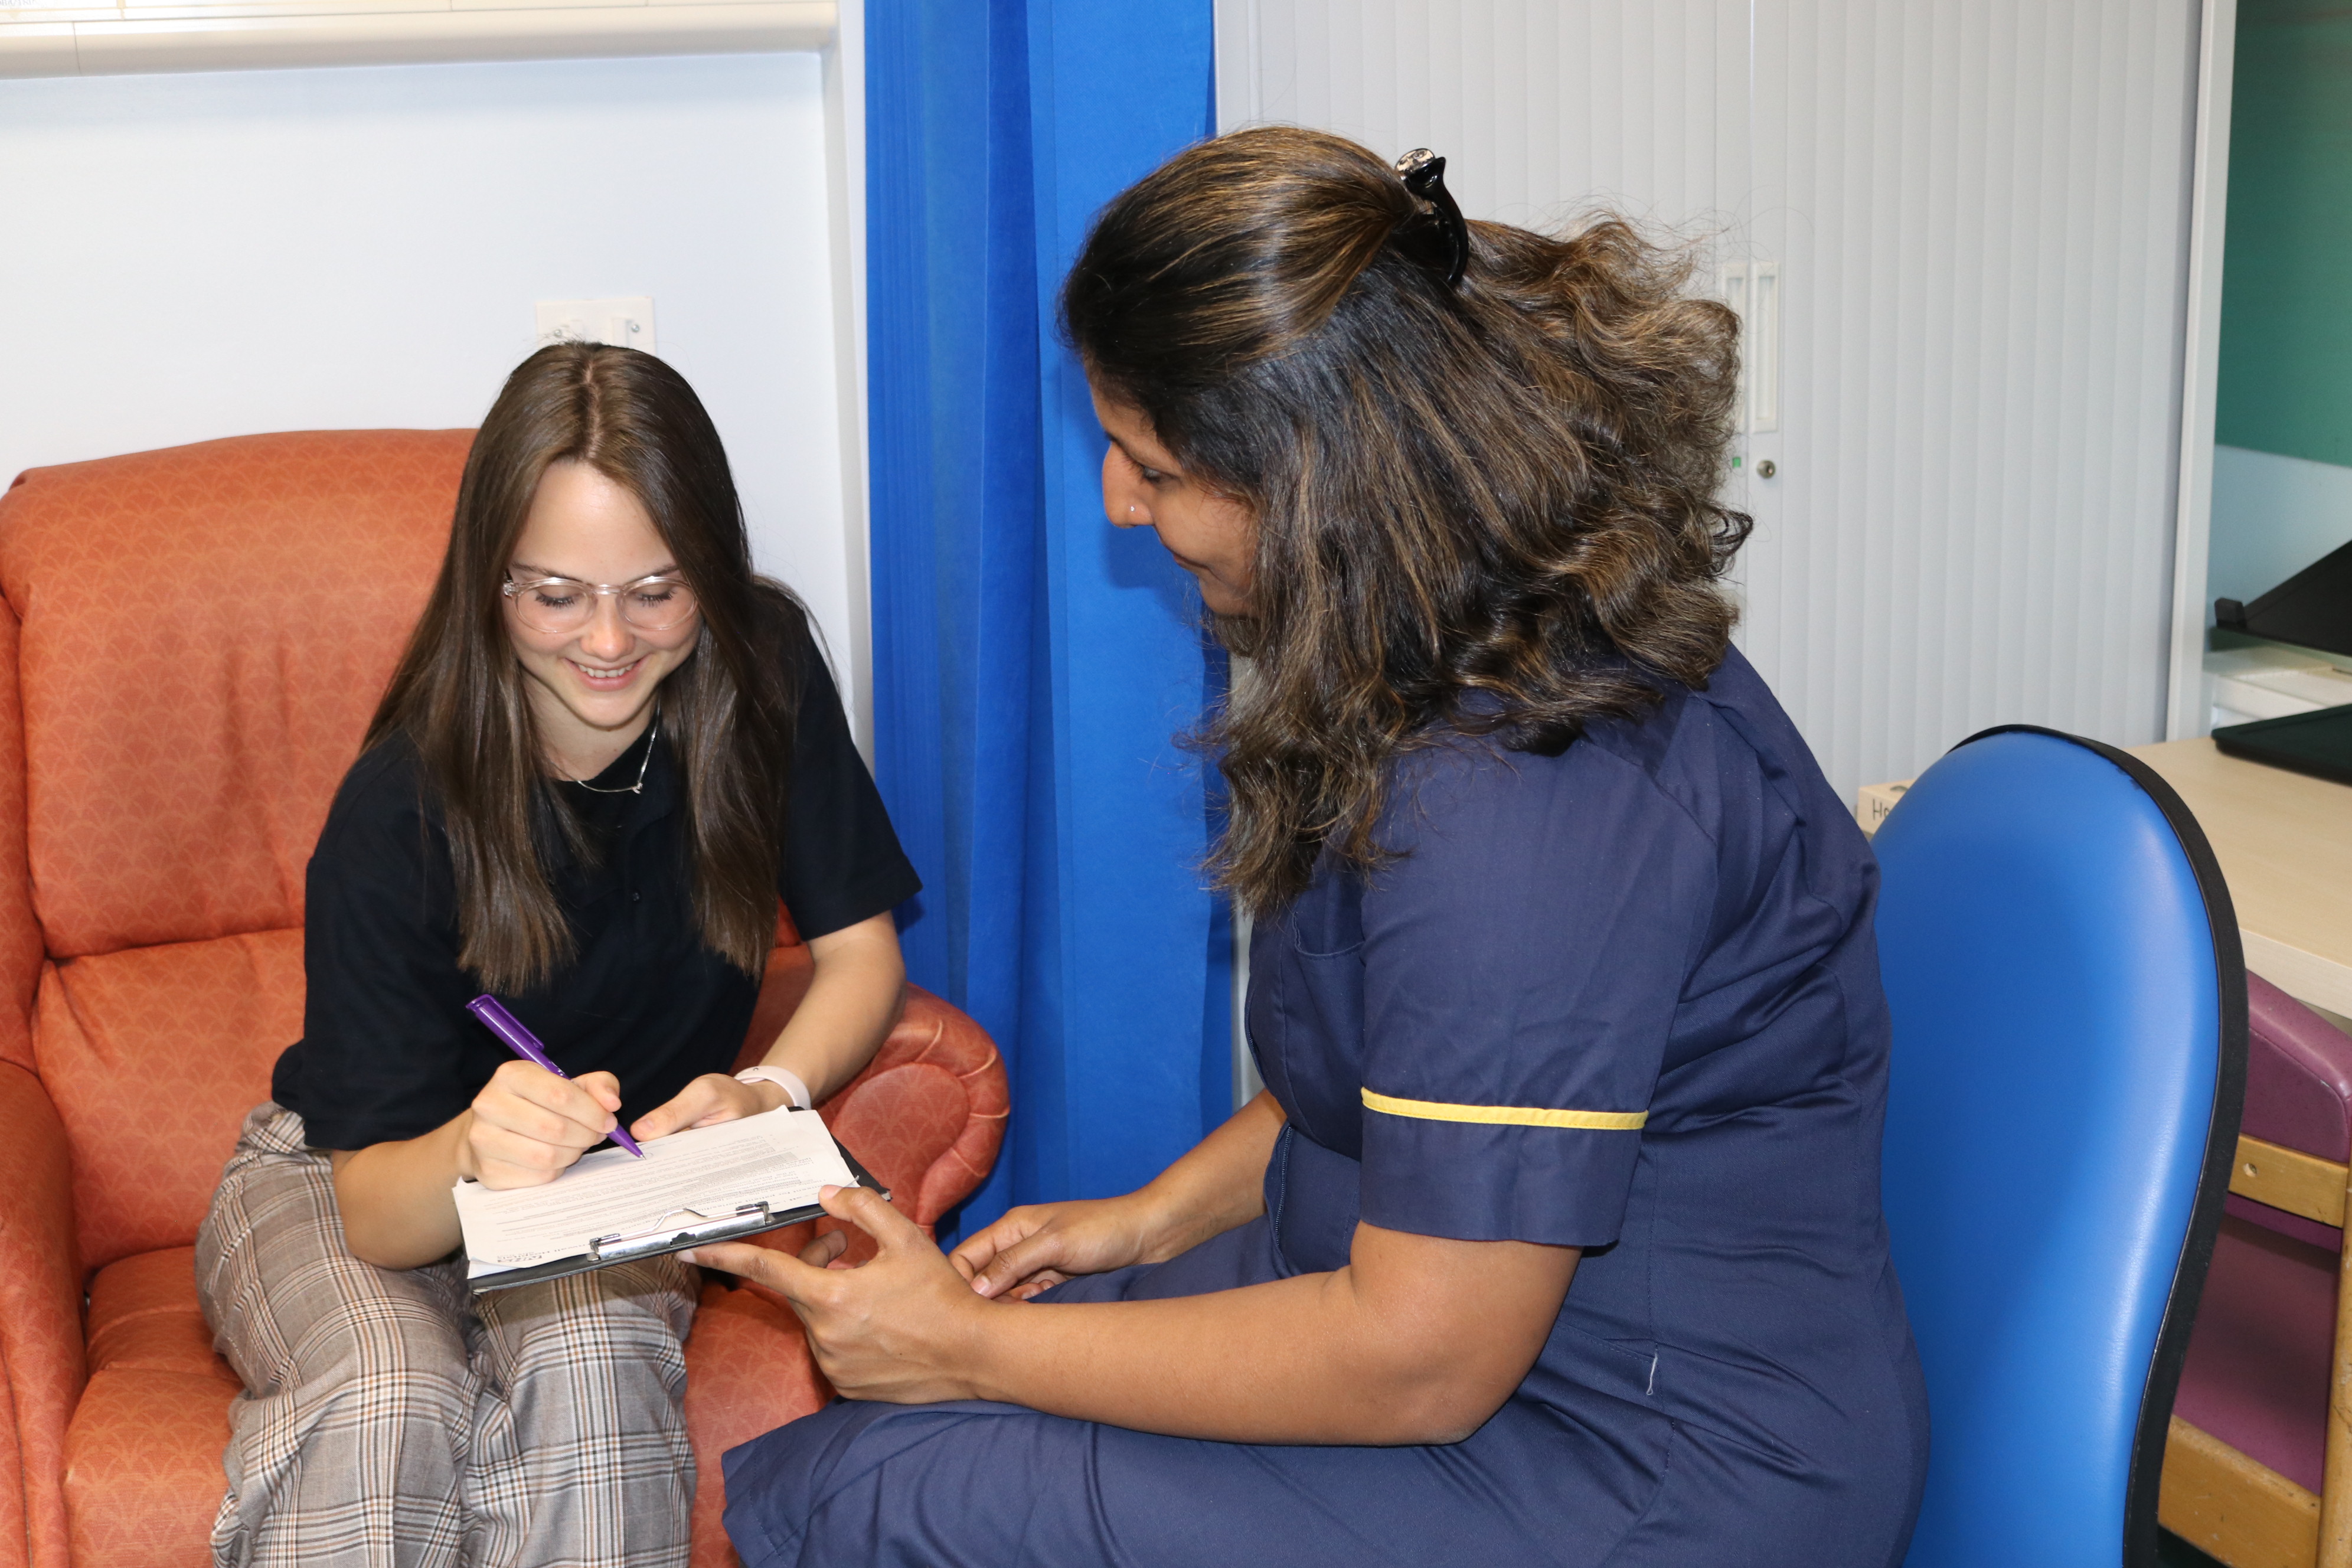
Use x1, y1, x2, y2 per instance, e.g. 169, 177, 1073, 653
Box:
1217, 0, 2201, 797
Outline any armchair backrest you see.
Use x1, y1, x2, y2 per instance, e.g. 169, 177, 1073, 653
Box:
1874, 727, 2247, 1568
0, 431, 469, 1270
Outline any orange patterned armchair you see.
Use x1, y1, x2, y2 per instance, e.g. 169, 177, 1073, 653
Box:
0, 432, 1005, 1568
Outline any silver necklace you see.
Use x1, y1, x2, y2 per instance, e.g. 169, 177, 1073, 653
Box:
569, 711, 659, 796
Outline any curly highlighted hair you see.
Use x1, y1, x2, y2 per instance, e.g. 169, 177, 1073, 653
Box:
1063, 126, 1752, 916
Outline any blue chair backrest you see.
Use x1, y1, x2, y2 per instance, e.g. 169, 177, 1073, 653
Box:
1876, 727, 2245, 1568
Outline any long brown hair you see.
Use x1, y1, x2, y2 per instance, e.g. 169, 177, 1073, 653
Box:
368, 343, 803, 991
1063, 127, 1750, 915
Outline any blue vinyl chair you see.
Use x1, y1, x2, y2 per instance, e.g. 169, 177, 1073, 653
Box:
1875, 727, 2248, 1568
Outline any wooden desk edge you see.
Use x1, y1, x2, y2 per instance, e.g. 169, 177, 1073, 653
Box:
1865, 743, 2352, 1021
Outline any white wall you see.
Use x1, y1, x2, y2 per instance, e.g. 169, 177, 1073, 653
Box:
2208, 447, 2352, 610
1219, 0, 2203, 799
0, 51, 864, 709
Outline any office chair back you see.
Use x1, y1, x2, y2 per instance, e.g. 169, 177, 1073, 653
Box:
1874, 727, 2246, 1568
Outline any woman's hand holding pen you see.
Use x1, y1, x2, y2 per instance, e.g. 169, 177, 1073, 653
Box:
463, 1059, 628, 1189
464, 1065, 795, 1190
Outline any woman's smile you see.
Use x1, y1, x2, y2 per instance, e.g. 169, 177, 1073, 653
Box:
565, 654, 649, 689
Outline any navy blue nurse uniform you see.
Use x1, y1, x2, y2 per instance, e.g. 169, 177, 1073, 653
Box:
722, 648, 1930, 1567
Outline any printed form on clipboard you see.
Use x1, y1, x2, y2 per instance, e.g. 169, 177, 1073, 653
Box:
452, 1104, 886, 1292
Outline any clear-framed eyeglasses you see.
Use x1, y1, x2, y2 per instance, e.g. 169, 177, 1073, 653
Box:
501, 573, 700, 636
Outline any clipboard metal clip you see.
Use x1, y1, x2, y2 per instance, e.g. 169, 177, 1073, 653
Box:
589, 1202, 773, 1263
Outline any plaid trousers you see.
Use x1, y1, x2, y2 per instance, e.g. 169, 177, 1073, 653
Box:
195, 1103, 699, 1568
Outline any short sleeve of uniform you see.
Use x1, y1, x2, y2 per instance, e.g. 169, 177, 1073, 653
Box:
1355, 739, 1718, 1249
778, 656, 922, 940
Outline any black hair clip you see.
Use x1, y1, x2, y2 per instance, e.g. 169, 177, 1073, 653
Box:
1394, 148, 1470, 289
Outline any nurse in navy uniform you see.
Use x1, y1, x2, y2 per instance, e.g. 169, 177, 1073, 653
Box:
698, 126, 1931, 1568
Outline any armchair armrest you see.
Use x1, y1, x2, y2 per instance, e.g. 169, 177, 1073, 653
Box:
0, 1061, 84, 1568
819, 985, 1008, 1226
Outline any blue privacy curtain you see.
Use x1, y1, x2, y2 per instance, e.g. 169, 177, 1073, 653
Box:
866, 0, 1226, 1237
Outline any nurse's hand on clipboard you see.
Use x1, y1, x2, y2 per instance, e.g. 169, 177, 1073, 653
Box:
687, 1184, 998, 1406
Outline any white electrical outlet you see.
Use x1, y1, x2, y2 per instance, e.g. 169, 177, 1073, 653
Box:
533, 297, 656, 354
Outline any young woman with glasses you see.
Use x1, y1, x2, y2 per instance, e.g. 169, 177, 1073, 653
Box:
698, 128, 1929, 1567
195, 344, 920, 1568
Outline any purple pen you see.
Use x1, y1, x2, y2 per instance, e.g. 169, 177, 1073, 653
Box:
466, 994, 645, 1158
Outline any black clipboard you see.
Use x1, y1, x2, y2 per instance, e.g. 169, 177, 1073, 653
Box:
466, 1128, 890, 1293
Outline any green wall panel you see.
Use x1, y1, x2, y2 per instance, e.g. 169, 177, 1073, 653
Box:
2216, 0, 2352, 469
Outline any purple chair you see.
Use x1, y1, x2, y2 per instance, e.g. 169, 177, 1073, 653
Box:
2164, 972, 2352, 1566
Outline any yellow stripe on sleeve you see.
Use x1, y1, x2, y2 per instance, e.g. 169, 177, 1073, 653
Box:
1360, 1088, 1648, 1131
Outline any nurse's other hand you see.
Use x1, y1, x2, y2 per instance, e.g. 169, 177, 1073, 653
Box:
629, 1072, 788, 1142
949, 1196, 1159, 1301
465, 1063, 623, 1189
687, 1185, 989, 1405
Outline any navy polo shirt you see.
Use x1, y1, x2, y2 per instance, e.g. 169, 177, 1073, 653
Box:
271, 652, 919, 1151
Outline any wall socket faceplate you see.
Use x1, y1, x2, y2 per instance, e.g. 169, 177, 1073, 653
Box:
534, 297, 655, 354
